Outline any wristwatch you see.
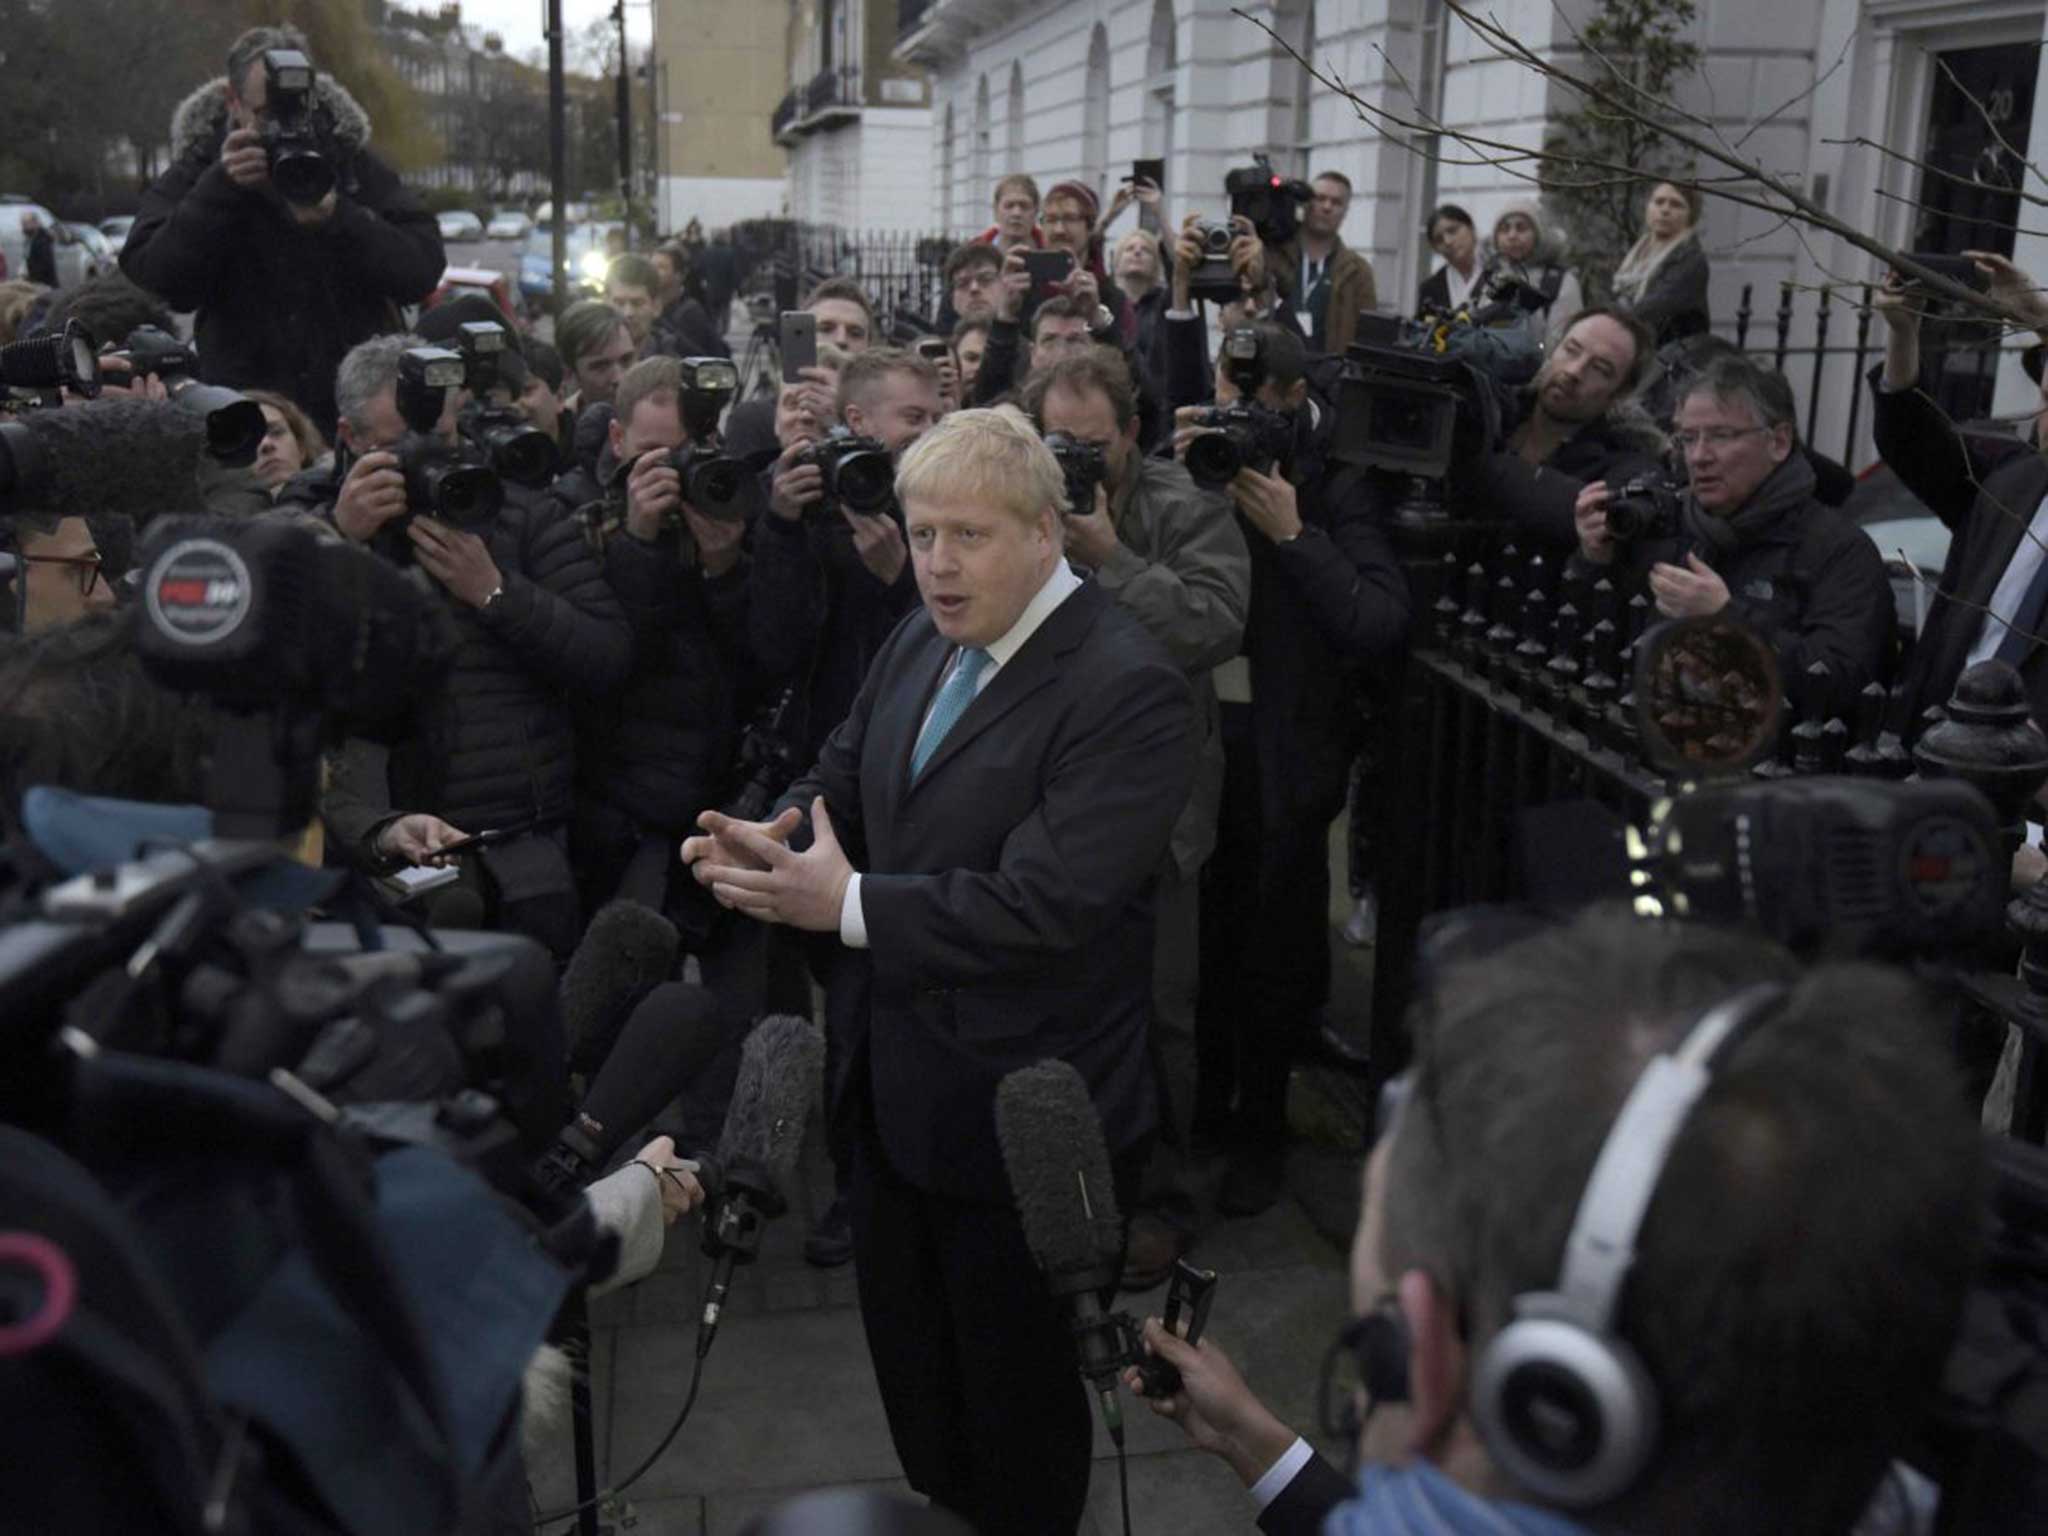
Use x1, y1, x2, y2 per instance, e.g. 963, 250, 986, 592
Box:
1092, 303, 1115, 334
481, 583, 505, 611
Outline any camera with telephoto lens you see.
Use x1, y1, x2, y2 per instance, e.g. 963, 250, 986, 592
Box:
1604, 472, 1685, 546
666, 356, 744, 516
260, 49, 338, 207
1225, 154, 1313, 247
454, 321, 555, 487
797, 428, 895, 519
1043, 431, 1108, 516
389, 346, 502, 531
116, 326, 267, 466
1184, 402, 1295, 487
1187, 219, 1243, 305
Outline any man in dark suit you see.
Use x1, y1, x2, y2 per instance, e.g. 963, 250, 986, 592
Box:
1872, 253, 2048, 737
683, 405, 1199, 1536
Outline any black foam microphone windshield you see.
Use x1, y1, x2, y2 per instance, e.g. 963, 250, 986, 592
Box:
996, 1059, 1129, 1442
547, 981, 727, 1185
0, 397, 210, 525
698, 1013, 825, 1348
559, 900, 681, 1066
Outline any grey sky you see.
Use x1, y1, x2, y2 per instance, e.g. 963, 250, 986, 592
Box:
442, 0, 651, 67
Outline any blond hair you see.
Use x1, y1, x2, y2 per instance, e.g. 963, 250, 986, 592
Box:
896, 405, 1069, 524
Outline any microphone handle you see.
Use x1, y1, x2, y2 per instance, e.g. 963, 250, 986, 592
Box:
699, 1246, 738, 1358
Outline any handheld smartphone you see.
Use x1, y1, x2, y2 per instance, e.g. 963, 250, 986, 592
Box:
1899, 252, 1991, 294
1131, 158, 1165, 190
432, 821, 534, 860
914, 337, 951, 363
1022, 249, 1075, 306
780, 310, 817, 383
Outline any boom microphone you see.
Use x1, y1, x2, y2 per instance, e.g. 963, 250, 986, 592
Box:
558, 899, 681, 1066
541, 981, 727, 1189
0, 397, 211, 525
995, 1059, 1129, 1443
697, 1013, 825, 1350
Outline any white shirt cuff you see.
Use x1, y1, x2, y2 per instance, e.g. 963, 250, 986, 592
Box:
1166, 307, 1198, 320
839, 871, 868, 949
1249, 1436, 1314, 1512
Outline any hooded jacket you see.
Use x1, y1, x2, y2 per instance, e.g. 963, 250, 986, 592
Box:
121, 74, 445, 436
1582, 451, 1895, 712
1487, 200, 1585, 349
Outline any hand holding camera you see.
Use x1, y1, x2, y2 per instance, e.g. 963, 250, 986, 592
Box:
1228, 465, 1301, 544
1573, 479, 1616, 566
998, 248, 1033, 323
221, 126, 271, 191
334, 449, 408, 542
625, 446, 684, 541
1227, 216, 1267, 297
409, 516, 504, 609
769, 438, 826, 523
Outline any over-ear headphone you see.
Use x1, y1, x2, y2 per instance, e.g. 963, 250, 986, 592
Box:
1468, 982, 1787, 1508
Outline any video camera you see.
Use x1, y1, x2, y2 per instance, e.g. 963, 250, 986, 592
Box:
1225, 155, 1312, 247
796, 427, 895, 519
1044, 431, 1108, 516
387, 345, 503, 531
260, 49, 339, 207
453, 321, 555, 487
117, 325, 268, 465
666, 356, 744, 516
1184, 402, 1295, 487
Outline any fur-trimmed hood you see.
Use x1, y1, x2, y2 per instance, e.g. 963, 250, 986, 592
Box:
1601, 401, 1670, 459
169, 72, 372, 164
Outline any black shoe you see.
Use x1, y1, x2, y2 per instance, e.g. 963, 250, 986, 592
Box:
804, 1194, 854, 1268
1216, 1148, 1285, 1218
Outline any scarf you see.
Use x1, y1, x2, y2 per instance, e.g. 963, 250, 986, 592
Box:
1682, 449, 1815, 561
1612, 229, 1693, 306
1323, 1462, 1592, 1536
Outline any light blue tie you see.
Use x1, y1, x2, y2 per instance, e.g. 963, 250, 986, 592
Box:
911, 647, 992, 778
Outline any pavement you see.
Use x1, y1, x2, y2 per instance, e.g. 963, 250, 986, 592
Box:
524, 824, 1381, 1536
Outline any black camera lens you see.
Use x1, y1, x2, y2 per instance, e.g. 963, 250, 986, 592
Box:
270, 147, 336, 207
1184, 430, 1245, 487
186, 390, 267, 466
470, 420, 554, 487
833, 450, 896, 515
413, 459, 503, 526
1201, 224, 1233, 254
687, 455, 742, 508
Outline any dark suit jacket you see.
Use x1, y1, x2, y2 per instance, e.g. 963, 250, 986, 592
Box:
1258, 1450, 1353, 1536
781, 578, 1199, 1202
1871, 367, 2048, 729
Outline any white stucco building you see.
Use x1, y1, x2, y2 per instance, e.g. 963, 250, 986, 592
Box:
778, 0, 937, 232
889, 0, 2046, 469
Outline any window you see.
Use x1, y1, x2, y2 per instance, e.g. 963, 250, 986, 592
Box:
1007, 63, 1026, 170
941, 103, 957, 232
1144, 0, 1177, 168
974, 74, 991, 201
1082, 26, 1110, 196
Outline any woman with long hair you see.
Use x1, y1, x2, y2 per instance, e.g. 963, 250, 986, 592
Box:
1611, 180, 1711, 346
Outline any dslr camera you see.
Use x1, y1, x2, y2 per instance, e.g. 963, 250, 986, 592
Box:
389, 346, 502, 530
1184, 402, 1295, 487
1044, 431, 1109, 516
116, 326, 267, 465
454, 321, 555, 488
667, 356, 745, 516
1603, 472, 1685, 546
1187, 220, 1243, 305
260, 49, 338, 208
797, 428, 895, 519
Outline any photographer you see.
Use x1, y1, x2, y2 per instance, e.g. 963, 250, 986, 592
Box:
1159, 213, 1308, 415
1176, 323, 1410, 1217
966, 295, 1101, 406
1022, 349, 1248, 1282
314, 334, 632, 959
119, 26, 445, 439
724, 277, 878, 458
1871, 251, 2048, 734
1267, 171, 1378, 355
1126, 908, 1981, 1536
1460, 307, 1664, 551
1574, 352, 1893, 714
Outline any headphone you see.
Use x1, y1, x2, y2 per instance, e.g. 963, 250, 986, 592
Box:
1465, 981, 1788, 1509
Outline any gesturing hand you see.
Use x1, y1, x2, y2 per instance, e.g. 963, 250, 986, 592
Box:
1648, 551, 1730, 618
687, 798, 852, 933
681, 804, 803, 882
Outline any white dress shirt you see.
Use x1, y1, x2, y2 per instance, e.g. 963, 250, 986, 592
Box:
837, 560, 1085, 948
1964, 489, 2048, 667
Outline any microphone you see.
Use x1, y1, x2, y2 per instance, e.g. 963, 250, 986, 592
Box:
558, 900, 681, 1067
0, 396, 212, 523
995, 1059, 1130, 1444
697, 1013, 824, 1351
539, 981, 727, 1191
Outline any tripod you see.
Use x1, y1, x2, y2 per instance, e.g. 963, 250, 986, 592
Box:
739, 313, 781, 400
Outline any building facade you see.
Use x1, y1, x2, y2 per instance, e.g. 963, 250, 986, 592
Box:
894, 0, 2048, 469
778, 0, 936, 231
649, 0, 790, 230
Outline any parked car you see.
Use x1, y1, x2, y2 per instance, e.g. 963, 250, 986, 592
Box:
518, 222, 621, 310
61, 222, 112, 272
437, 209, 485, 243
100, 215, 136, 249
422, 265, 520, 328
486, 210, 532, 240
0, 198, 98, 288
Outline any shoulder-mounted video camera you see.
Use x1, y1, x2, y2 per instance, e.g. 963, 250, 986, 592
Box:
260, 49, 339, 208
1225, 155, 1312, 248
796, 427, 895, 520
1328, 309, 1541, 485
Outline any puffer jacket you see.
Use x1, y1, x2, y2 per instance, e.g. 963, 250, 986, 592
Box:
121, 75, 444, 437
1467, 398, 1669, 552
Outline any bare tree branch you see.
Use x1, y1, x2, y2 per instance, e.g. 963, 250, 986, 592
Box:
1931, 48, 2048, 198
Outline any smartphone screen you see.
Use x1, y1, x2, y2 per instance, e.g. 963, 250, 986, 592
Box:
1132, 158, 1164, 189
780, 311, 817, 383
1023, 250, 1075, 306
915, 337, 950, 362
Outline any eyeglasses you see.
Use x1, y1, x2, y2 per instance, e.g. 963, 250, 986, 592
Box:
1039, 212, 1090, 230
20, 551, 103, 597
1671, 425, 1771, 452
